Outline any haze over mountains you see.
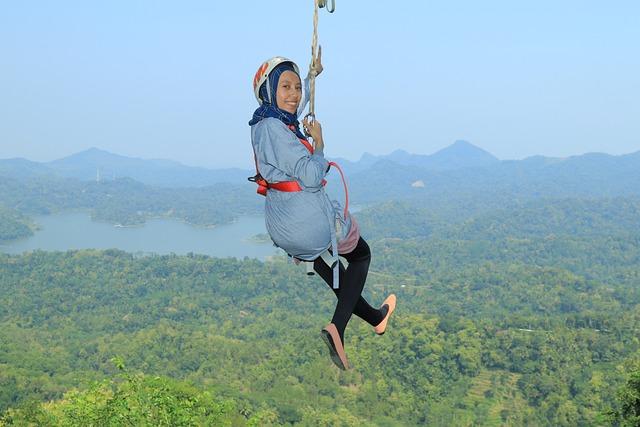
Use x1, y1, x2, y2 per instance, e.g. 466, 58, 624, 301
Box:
0, 141, 640, 182
0, 141, 640, 203
335, 140, 500, 174
0, 148, 251, 188
1, 141, 497, 186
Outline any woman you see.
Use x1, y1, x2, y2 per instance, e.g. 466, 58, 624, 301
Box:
249, 55, 396, 370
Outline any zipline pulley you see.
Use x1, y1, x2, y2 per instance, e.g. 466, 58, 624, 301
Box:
318, 0, 335, 13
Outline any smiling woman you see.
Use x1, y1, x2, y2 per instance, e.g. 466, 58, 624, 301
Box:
248, 55, 396, 371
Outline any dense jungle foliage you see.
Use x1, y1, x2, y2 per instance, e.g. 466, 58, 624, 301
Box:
0, 205, 34, 242
1, 196, 640, 425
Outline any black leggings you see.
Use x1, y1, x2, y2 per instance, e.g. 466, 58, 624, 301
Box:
313, 237, 384, 342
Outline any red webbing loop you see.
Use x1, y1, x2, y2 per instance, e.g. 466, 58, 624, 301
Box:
328, 161, 349, 219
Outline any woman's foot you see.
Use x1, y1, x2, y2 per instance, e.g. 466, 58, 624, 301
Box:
321, 323, 349, 370
374, 294, 397, 335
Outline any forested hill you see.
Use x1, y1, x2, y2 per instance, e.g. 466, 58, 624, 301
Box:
340, 150, 640, 204
2, 197, 640, 425
355, 197, 640, 240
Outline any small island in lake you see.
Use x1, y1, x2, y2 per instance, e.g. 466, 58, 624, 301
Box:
246, 233, 272, 244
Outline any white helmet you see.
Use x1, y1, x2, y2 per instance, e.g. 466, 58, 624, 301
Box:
253, 56, 300, 105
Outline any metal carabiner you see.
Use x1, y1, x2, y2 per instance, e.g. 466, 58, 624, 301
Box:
303, 112, 316, 137
318, 0, 335, 13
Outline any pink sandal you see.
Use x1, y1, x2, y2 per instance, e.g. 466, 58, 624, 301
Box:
321, 323, 349, 370
374, 294, 397, 335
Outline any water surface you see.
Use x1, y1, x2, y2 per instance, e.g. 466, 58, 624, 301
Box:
0, 212, 279, 260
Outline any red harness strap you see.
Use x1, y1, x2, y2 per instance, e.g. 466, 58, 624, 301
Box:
252, 172, 302, 196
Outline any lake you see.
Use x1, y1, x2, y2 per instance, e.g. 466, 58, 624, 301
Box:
0, 212, 280, 260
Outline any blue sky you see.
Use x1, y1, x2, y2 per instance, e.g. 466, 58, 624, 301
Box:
1, 1, 638, 168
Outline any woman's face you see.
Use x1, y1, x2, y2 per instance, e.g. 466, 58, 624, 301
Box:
276, 70, 302, 114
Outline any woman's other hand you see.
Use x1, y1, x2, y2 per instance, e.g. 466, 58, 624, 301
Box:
303, 117, 324, 152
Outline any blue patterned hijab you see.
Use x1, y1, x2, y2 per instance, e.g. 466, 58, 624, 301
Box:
249, 63, 306, 140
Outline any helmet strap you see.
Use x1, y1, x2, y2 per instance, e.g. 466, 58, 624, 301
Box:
266, 77, 273, 104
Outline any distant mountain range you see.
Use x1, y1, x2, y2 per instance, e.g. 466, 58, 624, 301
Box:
332, 140, 499, 175
2, 143, 639, 203
0, 141, 503, 187
0, 148, 250, 187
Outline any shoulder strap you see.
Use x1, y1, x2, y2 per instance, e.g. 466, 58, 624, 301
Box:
288, 125, 314, 154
